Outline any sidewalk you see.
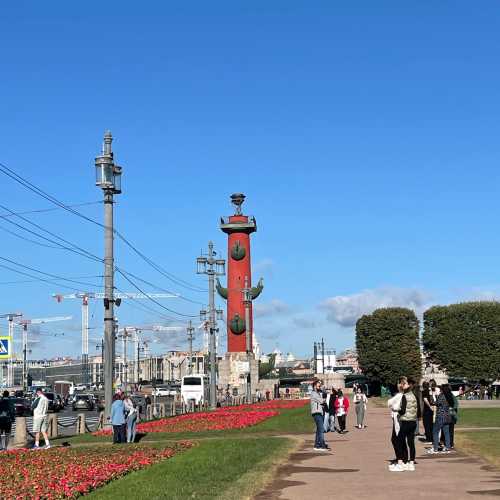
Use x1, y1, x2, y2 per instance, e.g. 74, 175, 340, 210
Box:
257, 404, 500, 499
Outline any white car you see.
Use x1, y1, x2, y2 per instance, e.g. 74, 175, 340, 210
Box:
152, 387, 174, 397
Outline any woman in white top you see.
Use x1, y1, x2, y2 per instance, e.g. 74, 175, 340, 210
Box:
123, 395, 138, 443
353, 387, 368, 429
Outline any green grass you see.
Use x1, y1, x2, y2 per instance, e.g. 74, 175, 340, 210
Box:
87, 437, 294, 500
457, 408, 500, 427
60, 405, 312, 445
456, 430, 500, 468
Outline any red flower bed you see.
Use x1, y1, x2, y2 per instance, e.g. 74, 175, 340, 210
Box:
94, 409, 277, 436
220, 400, 308, 411
0, 442, 192, 499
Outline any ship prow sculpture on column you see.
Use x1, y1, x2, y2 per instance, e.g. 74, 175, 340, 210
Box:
217, 193, 263, 398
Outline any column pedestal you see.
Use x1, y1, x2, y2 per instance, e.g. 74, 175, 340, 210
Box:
218, 352, 259, 397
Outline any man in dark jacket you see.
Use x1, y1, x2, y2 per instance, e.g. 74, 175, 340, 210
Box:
0, 391, 15, 450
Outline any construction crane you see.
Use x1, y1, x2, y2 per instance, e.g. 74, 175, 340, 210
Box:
14, 316, 72, 391
52, 291, 179, 386
117, 324, 184, 387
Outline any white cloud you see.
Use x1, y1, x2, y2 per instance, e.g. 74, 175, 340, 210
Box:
292, 317, 317, 329
254, 299, 289, 318
254, 258, 274, 277
320, 287, 431, 327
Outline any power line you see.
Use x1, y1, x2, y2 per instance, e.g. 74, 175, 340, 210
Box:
0, 201, 103, 218
0, 255, 102, 288
0, 275, 102, 285
0, 160, 207, 294
115, 268, 198, 318
0, 203, 102, 262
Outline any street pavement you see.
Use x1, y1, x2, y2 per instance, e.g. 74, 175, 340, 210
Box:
257, 403, 500, 500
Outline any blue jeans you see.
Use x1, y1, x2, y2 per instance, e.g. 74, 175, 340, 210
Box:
127, 413, 137, 443
433, 417, 450, 451
313, 414, 326, 448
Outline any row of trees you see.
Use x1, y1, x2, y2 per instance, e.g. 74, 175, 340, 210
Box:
355, 302, 500, 386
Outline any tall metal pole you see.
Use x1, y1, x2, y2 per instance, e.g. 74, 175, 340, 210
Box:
187, 320, 194, 375
22, 325, 28, 392
135, 330, 140, 384
8, 318, 14, 387
321, 338, 325, 374
243, 276, 252, 403
103, 188, 115, 420
207, 242, 217, 408
82, 296, 89, 386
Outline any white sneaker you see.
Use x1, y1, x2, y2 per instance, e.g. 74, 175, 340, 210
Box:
44, 444, 51, 450
407, 462, 415, 471
426, 448, 439, 454
389, 464, 405, 472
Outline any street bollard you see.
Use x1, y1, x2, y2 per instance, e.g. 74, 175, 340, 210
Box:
159, 403, 165, 418
12, 416, 27, 449
76, 413, 86, 434
146, 405, 152, 420
48, 414, 58, 439
170, 401, 175, 416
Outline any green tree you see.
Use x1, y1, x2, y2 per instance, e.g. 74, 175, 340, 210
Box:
258, 353, 277, 378
423, 301, 500, 380
356, 307, 421, 385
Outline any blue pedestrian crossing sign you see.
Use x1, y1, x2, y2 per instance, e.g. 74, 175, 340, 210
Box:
0, 337, 11, 360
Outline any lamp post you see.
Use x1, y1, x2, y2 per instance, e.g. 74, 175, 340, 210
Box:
186, 320, 194, 375
95, 131, 122, 423
96, 340, 104, 385
197, 242, 225, 408
242, 276, 252, 402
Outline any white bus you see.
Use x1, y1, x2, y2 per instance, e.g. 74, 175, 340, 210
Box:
181, 375, 209, 406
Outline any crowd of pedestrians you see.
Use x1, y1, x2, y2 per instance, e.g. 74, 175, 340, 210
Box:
388, 376, 459, 472
310, 379, 368, 452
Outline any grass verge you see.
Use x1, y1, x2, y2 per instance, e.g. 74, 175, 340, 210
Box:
87, 437, 295, 499
457, 408, 500, 427
455, 430, 500, 468
60, 405, 312, 445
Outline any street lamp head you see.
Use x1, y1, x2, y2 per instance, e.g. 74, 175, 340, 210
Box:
196, 256, 207, 274
95, 131, 122, 194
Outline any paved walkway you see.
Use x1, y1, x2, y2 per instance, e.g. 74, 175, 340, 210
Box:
257, 404, 500, 499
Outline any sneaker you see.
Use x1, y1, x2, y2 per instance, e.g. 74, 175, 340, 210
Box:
389, 464, 405, 472
313, 447, 324, 451
32, 445, 40, 450
407, 462, 415, 471
426, 448, 439, 455
44, 444, 51, 450
440, 448, 450, 454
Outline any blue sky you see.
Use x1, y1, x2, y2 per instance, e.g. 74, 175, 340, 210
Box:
1, 2, 500, 359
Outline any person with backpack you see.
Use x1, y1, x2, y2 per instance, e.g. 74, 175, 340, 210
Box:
124, 394, 138, 443
0, 391, 15, 450
448, 385, 459, 449
396, 378, 418, 471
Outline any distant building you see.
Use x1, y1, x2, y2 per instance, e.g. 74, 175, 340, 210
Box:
336, 348, 360, 374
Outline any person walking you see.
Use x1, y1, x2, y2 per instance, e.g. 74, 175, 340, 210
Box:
448, 385, 459, 449
421, 381, 434, 443
327, 388, 338, 433
388, 377, 405, 471
32, 388, 50, 449
428, 384, 453, 454
310, 379, 328, 451
397, 378, 418, 471
111, 393, 126, 444
124, 395, 138, 443
0, 391, 15, 450
335, 390, 349, 433
353, 386, 367, 429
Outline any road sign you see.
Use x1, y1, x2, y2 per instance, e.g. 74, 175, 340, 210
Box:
0, 337, 10, 359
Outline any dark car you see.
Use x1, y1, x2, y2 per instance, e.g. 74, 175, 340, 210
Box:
72, 394, 95, 411
44, 392, 61, 413
10, 397, 32, 417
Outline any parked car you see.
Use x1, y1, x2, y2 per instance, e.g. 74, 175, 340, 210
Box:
44, 392, 62, 413
10, 397, 32, 417
152, 386, 177, 397
72, 394, 95, 411
93, 395, 105, 412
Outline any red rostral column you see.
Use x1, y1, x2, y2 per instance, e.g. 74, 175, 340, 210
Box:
217, 193, 263, 353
